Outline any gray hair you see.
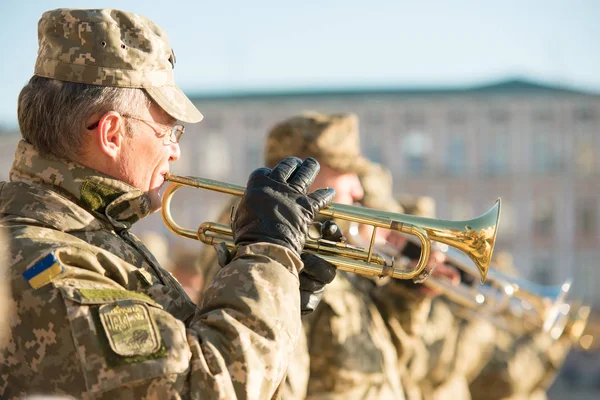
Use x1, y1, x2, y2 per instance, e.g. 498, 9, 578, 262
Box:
17, 76, 152, 159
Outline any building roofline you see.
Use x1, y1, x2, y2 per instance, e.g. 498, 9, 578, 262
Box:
188, 78, 600, 101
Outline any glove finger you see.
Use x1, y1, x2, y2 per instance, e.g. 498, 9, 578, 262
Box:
288, 157, 320, 194
300, 253, 337, 284
299, 273, 326, 292
269, 157, 302, 183
308, 188, 336, 214
248, 167, 271, 181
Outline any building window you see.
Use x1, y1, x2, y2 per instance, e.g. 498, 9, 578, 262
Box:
573, 253, 598, 306
533, 198, 554, 238
574, 107, 597, 123
199, 134, 230, 177
446, 133, 466, 176
486, 132, 509, 176
532, 132, 562, 174
402, 131, 431, 176
531, 255, 553, 285
532, 109, 553, 123
573, 132, 596, 176
448, 110, 467, 125
489, 109, 510, 124
576, 197, 597, 238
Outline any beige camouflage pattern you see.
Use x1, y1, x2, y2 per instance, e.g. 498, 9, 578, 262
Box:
261, 113, 407, 399
371, 278, 433, 400
196, 197, 311, 400
35, 8, 202, 123
0, 228, 11, 348
0, 140, 303, 399
264, 112, 371, 173
303, 272, 406, 400
469, 328, 572, 400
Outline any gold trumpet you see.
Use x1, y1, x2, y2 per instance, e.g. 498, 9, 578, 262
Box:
161, 174, 501, 282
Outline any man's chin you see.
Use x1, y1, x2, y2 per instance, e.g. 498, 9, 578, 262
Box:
148, 191, 162, 213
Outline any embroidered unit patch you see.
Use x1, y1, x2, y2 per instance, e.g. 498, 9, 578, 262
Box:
99, 301, 162, 357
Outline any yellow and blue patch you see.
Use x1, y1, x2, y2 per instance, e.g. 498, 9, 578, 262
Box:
22, 252, 65, 289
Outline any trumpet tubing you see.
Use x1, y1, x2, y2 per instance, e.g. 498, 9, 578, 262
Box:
162, 173, 501, 282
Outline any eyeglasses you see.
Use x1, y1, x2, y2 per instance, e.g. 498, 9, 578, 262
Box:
86, 114, 185, 144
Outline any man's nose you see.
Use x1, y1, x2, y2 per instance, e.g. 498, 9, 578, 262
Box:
169, 142, 181, 162
352, 181, 364, 202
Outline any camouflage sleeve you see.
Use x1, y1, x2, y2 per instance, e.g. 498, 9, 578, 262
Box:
186, 242, 303, 398
3, 242, 302, 400
303, 273, 405, 400
279, 324, 310, 400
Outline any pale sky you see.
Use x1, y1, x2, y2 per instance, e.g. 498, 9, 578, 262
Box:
1, 0, 599, 126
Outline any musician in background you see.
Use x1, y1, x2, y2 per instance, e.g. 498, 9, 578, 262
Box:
263, 111, 456, 400
358, 162, 480, 400
360, 162, 578, 400
468, 258, 575, 400
262, 112, 406, 399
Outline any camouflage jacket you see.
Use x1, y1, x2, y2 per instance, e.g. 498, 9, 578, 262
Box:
303, 272, 405, 400
469, 328, 572, 400
0, 140, 303, 400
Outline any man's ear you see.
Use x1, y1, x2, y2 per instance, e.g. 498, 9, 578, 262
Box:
94, 112, 126, 159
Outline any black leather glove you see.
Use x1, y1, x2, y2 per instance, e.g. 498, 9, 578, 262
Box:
233, 156, 335, 256
298, 220, 343, 314
299, 254, 337, 314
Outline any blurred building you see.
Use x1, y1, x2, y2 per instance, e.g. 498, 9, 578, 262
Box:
132, 78, 599, 309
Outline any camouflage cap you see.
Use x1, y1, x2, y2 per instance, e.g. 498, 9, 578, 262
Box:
264, 112, 370, 173
397, 195, 437, 218
359, 162, 404, 213
34, 8, 203, 123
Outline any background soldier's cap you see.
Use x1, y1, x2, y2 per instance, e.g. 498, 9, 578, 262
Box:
34, 8, 203, 124
359, 162, 404, 213
397, 195, 437, 218
264, 111, 370, 173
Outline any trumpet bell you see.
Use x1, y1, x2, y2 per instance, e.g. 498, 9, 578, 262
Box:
326, 198, 501, 283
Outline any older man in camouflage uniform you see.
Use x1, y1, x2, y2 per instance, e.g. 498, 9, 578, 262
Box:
0, 9, 338, 399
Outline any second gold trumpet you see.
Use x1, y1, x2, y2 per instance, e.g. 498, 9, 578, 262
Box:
161, 174, 501, 283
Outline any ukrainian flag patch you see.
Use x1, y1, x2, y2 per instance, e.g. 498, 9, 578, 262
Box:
22, 252, 65, 289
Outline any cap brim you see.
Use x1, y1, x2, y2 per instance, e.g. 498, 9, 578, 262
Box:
146, 85, 203, 124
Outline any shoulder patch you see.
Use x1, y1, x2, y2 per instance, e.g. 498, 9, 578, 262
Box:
99, 300, 162, 357
22, 252, 65, 289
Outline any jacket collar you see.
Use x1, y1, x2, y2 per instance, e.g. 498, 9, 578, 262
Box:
5, 140, 152, 231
